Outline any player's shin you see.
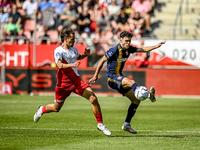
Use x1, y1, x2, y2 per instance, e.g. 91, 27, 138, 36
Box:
124, 103, 139, 124
122, 103, 138, 134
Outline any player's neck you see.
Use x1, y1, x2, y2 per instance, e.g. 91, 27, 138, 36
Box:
61, 44, 70, 50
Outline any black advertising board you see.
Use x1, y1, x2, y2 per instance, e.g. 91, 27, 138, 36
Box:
5, 68, 145, 94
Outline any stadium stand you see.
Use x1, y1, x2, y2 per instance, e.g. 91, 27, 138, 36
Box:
150, 0, 200, 39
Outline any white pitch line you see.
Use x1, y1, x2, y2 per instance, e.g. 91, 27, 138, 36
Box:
1, 127, 200, 133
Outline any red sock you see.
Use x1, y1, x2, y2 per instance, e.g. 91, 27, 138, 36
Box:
42, 106, 48, 113
94, 112, 103, 123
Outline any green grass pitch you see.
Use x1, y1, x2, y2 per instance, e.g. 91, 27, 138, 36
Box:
0, 94, 200, 150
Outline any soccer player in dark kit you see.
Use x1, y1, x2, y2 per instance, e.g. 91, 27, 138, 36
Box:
90, 31, 165, 134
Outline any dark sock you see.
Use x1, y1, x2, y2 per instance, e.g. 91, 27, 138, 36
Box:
125, 103, 139, 123
131, 83, 138, 91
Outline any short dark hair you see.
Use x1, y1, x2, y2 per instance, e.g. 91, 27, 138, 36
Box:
119, 31, 133, 39
61, 27, 75, 42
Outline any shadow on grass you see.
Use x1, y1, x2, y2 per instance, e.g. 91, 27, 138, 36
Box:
111, 134, 200, 138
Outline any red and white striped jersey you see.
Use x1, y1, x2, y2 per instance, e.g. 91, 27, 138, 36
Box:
54, 46, 81, 87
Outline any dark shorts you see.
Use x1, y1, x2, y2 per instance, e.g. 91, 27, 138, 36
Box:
107, 75, 131, 95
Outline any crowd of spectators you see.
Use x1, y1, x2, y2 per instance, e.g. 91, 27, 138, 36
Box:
0, 0, 156, 67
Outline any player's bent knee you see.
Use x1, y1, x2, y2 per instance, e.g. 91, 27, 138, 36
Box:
123, 78, 136, 87
89, 95, 98, 104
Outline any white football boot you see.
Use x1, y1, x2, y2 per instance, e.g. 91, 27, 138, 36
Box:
149, 86, 156, 102
97, 123, 111, 136
122, 123, 137, 134
34, 106, 43, 123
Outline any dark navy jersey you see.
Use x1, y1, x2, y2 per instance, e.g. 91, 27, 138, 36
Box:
105, 44, 137, 77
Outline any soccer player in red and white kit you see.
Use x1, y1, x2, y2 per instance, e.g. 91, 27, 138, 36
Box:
34, 27, 111, 136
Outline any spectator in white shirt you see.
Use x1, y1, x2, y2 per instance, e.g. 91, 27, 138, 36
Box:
22, 0, 38, 19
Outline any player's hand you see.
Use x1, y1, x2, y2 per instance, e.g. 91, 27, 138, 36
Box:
157, 41, 166, 48
84, 47, 90, 56
73, 61, 80, 68
89, 76, 98, 83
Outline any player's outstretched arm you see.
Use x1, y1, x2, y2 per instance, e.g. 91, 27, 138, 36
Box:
138, 41, 166, 52
89, 55, 108, 83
